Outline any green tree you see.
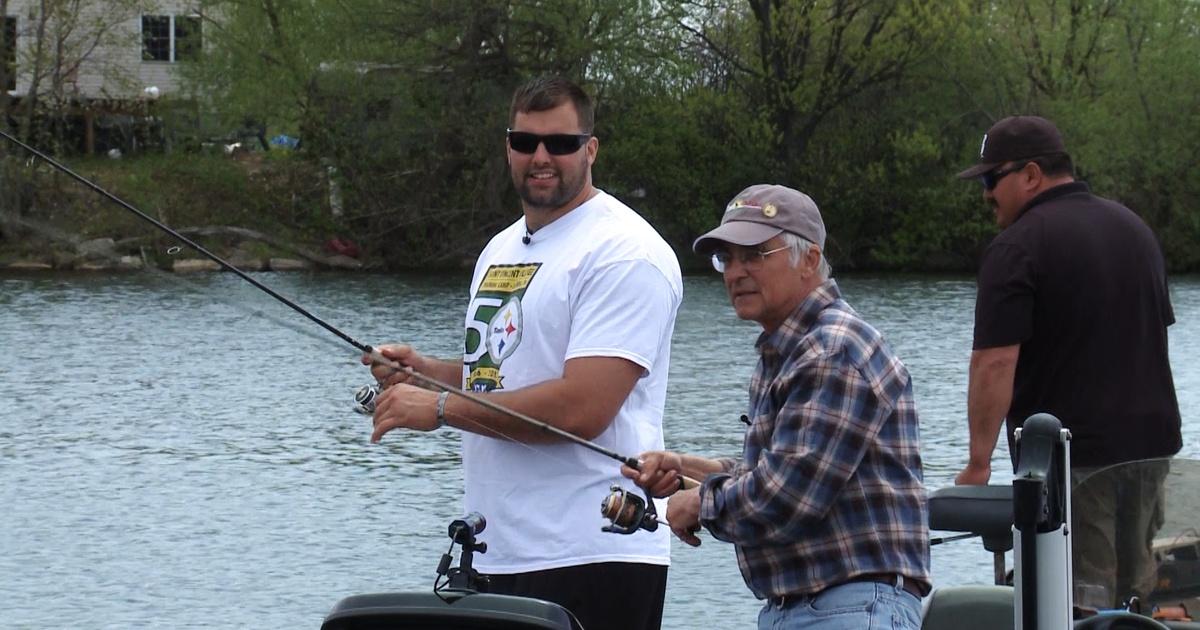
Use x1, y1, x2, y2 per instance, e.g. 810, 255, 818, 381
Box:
953, 0, 1200, 268
682, 0, 965, 171
172, 0, 1200, 271
191, 0, 690, 266
1071, 0, 1200, 268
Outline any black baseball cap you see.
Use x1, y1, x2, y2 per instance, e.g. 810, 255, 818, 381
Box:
957, 116, 1068, 179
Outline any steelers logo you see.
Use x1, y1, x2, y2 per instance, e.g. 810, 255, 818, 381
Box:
486, 295, 523, 363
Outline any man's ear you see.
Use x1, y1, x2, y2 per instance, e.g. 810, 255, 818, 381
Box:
586, 136, 598, 166
807, 246, 822, 274
1023, 161, 1044, 189
797, 245, 819, 279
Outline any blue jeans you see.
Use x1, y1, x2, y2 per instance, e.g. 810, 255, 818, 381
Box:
757, 580, 923, 630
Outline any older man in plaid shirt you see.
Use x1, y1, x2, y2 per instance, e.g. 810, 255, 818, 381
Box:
625, 184, 930, 629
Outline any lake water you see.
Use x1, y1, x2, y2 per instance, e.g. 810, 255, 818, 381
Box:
2, 270, 1198, 628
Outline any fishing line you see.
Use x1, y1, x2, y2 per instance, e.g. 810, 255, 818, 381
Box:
0, 131, 695, 489
1, 128, 372, 354
1, 213, 345, 353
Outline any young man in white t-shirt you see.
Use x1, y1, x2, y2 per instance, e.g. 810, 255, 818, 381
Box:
365, 76, 682, 630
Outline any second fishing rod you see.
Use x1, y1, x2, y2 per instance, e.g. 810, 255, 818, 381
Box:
0, 129, 698, 491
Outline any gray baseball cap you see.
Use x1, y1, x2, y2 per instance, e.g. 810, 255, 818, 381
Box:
693, 184, 826, 254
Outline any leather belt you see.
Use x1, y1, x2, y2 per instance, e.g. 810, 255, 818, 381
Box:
768, 573, 927, 607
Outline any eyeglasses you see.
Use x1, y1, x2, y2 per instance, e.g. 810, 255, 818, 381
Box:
506, 130, 592, 155
979, 161, 1029, 191
711, 245, 790, 273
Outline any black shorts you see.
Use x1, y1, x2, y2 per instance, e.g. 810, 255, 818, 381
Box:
485, 561, 668, 630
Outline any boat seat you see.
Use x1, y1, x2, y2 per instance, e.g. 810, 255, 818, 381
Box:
921, 585, 1013, 630
321, 591, 576, 629
928, 484, 1014, 553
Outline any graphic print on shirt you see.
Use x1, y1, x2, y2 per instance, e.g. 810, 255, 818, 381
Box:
464, 263, 541, 392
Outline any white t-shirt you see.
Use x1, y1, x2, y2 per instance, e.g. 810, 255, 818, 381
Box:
459, 190, 682, 573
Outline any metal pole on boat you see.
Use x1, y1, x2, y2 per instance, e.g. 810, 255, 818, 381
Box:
1012, 414, 1072, 630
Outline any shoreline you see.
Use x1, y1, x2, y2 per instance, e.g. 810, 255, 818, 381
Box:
2, 255, 341, 272
0, 231, 367, 273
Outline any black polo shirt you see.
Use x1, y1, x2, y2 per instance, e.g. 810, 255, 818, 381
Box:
974, 182, 1182, 468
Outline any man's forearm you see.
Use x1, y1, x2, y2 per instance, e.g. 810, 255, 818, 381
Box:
441, 356, 643, 444
418, 357, 463, 387
678, 454, 725, 480
449, 378, 608, 443
966, 345, 1019, 467
965, 389, 1006, 467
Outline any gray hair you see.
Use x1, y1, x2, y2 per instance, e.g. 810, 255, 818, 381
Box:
782, 232, 832, 280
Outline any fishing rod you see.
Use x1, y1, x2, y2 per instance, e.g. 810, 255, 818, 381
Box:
1, 128, 370, 353
357, 366, 695, 481
0, 130, 699, 503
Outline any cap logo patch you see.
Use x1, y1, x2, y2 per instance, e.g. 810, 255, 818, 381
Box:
724, 198, 761, 216
762, 203, 777, 218
979, 133, 988, 157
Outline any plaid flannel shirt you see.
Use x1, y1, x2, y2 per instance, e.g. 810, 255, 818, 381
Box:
699, 280, 930, 599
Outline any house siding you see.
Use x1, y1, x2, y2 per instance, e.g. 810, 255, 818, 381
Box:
4, 0, 201, 101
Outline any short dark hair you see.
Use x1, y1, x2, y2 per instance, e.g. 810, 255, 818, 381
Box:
508, 76, 594, 133
1031, 152, 1075, 178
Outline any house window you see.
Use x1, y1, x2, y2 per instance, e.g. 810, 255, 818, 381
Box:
142, 15, 201, 62
3, 17, 15, 91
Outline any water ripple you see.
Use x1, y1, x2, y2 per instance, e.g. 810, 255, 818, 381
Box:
2, 271, 1198, 628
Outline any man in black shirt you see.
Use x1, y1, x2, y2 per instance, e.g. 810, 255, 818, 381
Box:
954, 115, 1181, 607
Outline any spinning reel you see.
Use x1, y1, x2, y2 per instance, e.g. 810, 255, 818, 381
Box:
600, 484, 662, 535
353, 383, 380, 415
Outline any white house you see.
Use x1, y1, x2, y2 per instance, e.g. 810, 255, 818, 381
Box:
4, 0, 202, 99
3, 0, 203, 152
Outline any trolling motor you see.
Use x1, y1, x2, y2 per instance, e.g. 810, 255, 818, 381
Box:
599, 484, 661, 535
435, 512, 490, 594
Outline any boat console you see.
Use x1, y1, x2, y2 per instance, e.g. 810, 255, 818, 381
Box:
924, 414, 1199, 630
322, 413, 1200, 630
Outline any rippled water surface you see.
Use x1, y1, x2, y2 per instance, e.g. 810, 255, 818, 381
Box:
2, 271, 1198, 628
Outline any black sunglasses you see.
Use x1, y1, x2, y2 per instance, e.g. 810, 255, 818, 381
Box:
506, 129, 591, 155
980, 161, 1029, 191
